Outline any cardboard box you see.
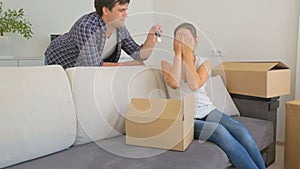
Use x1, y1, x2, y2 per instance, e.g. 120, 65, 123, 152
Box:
284, 99, 300, 169
125, 94, 194, 151
212, 62, 290, 98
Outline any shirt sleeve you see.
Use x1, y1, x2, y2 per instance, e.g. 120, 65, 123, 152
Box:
197, 56, 208, 66
119, 27, 143, 61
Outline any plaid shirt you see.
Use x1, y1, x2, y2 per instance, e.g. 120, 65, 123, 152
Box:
45, 12, 142, 69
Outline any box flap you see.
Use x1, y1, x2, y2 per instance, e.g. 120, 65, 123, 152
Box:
286, 99, 300, 106
183, 94, 194, 121
272, 62, 290, 69
214, 62, 289, 72
127, 98, 183, 121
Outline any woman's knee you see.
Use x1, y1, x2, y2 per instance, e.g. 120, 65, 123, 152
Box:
194, 120, 235, 142
213, 124, 230, 139
210, 125, 241, 151
201, 123, 230, 142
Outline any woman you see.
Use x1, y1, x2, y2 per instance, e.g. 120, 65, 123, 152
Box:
161, 23, 266, 169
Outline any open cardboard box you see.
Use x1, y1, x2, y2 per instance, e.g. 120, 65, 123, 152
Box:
212, 61, 291, 98
125, 94, 194, 151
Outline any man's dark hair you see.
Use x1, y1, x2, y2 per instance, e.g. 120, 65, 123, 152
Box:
174, 22, 197, 38
95, 0, 130, 16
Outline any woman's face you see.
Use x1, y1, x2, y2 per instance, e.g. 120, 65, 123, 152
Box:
174, 28, 197, 50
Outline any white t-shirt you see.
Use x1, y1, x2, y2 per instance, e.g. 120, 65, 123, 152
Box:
100, 31, 117, 60
167, 56, 215, 119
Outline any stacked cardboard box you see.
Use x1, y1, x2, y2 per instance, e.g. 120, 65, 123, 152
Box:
212, 61, 291, 166
284, 99, 300, 169
212, 62, 290, 98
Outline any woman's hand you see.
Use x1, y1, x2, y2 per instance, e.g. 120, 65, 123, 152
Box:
174, 29, 195, 61
173, 39, 182, 58
180, 29, 195, 62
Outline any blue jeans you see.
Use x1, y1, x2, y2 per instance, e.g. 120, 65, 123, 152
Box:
194, 109, 266, 169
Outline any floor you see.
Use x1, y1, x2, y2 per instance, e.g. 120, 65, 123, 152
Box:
267, 145, 284, 169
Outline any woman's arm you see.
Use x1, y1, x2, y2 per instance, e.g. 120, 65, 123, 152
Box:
161, 39, 183, 89
183, 55, 210, 91
161, 58, 182, 89
181, 39, 210, 91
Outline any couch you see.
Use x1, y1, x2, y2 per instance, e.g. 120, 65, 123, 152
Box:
0, 65, 274, 169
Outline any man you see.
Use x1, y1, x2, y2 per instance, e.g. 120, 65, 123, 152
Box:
45, 0, 162, 69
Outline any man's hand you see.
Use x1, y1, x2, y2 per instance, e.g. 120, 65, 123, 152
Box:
145, 24, 163, 45
139, 24, 163, 61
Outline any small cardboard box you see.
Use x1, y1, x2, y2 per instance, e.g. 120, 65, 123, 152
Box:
125, 94, 194, 151
212, 62, 290, 98
284, 99, 300, 169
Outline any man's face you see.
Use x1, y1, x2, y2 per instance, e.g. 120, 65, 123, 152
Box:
104, 3, 128, 28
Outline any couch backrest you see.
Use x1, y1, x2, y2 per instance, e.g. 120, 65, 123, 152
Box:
0, 66, 76, 168
0, 65, 239, 168
206, 75, 240, 116
66, 66, 167, 145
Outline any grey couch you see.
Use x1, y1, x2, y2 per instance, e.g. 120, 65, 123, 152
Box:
0, 66, 274, 169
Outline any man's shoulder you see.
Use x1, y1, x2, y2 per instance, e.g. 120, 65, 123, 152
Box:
73, 12, 103, 29
78, 12, 101, 23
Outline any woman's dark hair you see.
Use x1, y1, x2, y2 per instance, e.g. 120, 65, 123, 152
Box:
174, 22, 197, 38
95, 0, 130, 16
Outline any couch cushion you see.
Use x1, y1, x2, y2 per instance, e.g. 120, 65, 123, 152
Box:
66, 66, 167, 145
5, 136, 231, 169
0, 66, 76, 168
233, 116, 273, 150
5, 116, 273, 169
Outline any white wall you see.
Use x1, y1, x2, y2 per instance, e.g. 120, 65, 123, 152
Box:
1, 0, 153, 58
153, 0, 300, 142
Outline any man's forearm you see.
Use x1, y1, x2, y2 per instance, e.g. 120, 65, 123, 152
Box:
103, 60, 144, 67
102, 62, 120, 66
139, 40, 156, 60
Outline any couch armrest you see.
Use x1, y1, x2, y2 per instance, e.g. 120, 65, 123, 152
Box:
230, 93, 279, 167
230, 94, 279, 120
